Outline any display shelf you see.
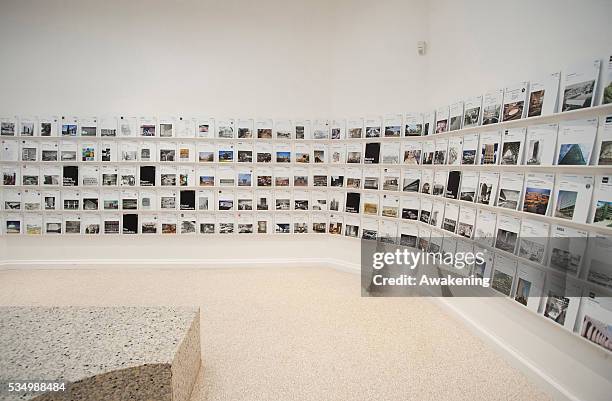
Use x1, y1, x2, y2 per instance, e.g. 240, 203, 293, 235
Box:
342, 103, 612, 142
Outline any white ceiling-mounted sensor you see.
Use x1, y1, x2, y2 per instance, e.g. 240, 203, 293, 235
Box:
417, 41, 427, 56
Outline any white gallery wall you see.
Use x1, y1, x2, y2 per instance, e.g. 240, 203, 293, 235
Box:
424, 0, 612, 106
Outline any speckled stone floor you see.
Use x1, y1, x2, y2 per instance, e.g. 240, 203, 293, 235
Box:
0, 267, 553, 401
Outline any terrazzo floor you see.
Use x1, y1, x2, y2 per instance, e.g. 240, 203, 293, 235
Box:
0, 267, 553, 401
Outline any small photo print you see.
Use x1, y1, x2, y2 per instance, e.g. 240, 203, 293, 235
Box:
257, 128, 272, 139
496, 189, 520, 210
598, 141, 612, 165
522, 187, 551, 215
528, 90, 545, 117
562, 80, 595, 111
544, 293, 569, 325
514, 278, 531, 306
503, 101, 524, 121
159, 123, 173, 137
482, 104, 500, 125
462, 149, 476, 165
365, 126, 380, 138
501, 141, 521, 165
141, 124, 156, 136
581, 315, 612, 352
554, 190, 577, 220
526, 140, 542, 165
238, 128, 252, 138
557, 143, 589, 165
491, 270, 513, 296
593, 200, 612, 227
61, 124, 77, 136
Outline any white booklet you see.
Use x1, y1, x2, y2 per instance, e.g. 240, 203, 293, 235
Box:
433, 170, 448, 196
274, 119, 293, 140
552, 174, 594, 223
422, 140, 434, 164
555, 118, 597, 165
237, 118, 254, 139
330, 144, 346, 164
547, 224, 587, 277
360, 217, 378, 240
462, 95, 482, 128
595, 115, 612, 165
330, 119, 346, 140
601, 54, 612, 105
420, 169, 433, 194
402, 169, 421, 192
404, 113, 423, 136
39, 116, 60, 137
419, 198, 433, 224
362, 192, 379, 216
311, 213, 328, 234
344, 215, 360, 238
345, 167, 361, 189
381, 142, 400, 164
401, 141, 421, 165
522, 173, 555, 216
457, 205, 476, 239
590, 175, 612, 227
422, 111, 435, 136
430, 200, 445, 229
196, 117, 214, 138
491, 254, 517, 296
236, 142, 253, 164
383, 114, 402, 137
447, 137, 462, 165
500, 127, 525, 165
476, 171, 499, 206
584, 235, 612, 289
474, 208, 497, 247
495, 213, 521, 254
434, 139, 448, 165
1, 139, 19, 161
527, 72, 560, 117
295, 143, 311, 164
294, 119, 311, 140
400, 195, 420, 221
363, 167, 380, 190
560, 59, 601, 112
525, 123, 558, 165
312, 120, 329, 140
502, 82, 529, 122
347, 118, 363, 139
399, 221, 418, 247
461, 133, 478, 165
216, 118, 235, 139
381, 194, 400, 218
513, 263, 546, 313
482, 89, 503, 125
518, 218, 549, 264
478, 131, 501, 165
435, 106, 449, 133
448, 101, 464, 131
382, 167, 400, 191
496, 172, 524, 210
442, 202, 459, 233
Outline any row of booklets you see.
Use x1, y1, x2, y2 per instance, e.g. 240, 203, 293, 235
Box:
2, 115, 611, 166
1, 164, 611, 225
1, 56, 611, 140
